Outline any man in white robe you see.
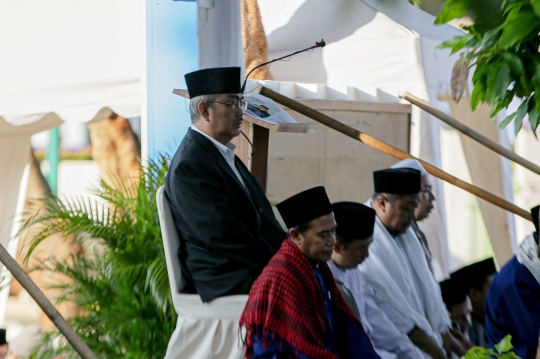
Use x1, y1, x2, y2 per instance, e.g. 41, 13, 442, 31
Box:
328, 201, 424, 359
359, 168, 465, 359
391, 159, 436, 276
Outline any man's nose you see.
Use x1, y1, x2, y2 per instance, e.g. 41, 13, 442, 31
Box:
329, 232, 337, 246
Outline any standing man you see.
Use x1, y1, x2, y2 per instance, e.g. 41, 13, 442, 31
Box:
239, 187, 380, 359
485, 205, 540, 359
451, 258, 497, 348
359, 168, 465, 359
328, 201, 424, 359
164, 67, 286, 303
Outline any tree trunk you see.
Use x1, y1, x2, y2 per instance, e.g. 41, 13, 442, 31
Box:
88, 114, 141, 191
241, 0, 273, 81
11, 151, 81, 329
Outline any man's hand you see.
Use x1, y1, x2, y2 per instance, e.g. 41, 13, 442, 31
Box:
442, 331, 466, 359
450, 328, 474, 351
407, 326, 446, 359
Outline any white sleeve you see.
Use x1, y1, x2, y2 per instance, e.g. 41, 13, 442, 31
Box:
359, 256, 418, 334
363, 283, 425, 359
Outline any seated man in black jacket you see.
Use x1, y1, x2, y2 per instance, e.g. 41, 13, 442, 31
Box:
164, 67, 286, 303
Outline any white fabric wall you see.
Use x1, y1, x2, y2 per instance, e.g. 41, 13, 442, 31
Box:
198, 0, 244, 73
0, 136, 31, 251
258, 0, 462, 276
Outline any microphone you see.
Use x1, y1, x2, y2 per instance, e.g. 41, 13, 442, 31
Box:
241, 39, 326, 93
314, 39, 326, 48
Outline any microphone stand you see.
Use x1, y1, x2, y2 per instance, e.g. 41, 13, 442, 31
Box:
241, 39, 326, 93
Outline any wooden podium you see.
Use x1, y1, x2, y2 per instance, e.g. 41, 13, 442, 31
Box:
173, 89, 308, 192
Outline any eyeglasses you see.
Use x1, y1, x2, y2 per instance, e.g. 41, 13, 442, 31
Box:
207, 99, 248, 112
420, 185, 433, 200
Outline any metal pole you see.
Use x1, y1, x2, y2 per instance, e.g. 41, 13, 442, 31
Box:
46, 127, 60, 195
260, 86, 532, 222
0, 243, 98, 359
403, 92, 540, 177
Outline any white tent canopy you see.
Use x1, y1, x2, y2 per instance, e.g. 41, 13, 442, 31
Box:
0, 0, 143, 275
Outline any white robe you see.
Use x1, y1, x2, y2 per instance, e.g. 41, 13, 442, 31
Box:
359, 201, 451, 357
328, 260, 424, 359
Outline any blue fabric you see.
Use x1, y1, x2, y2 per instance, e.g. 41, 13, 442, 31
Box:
252, 265, 381, 359
251, 329, 312, 359
485, 256, 540, 359
314, 265, 337, 354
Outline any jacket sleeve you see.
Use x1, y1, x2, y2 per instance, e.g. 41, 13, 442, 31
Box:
168, 158, 277, 269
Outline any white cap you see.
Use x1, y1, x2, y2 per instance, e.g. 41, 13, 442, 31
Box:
391, 158, 428, 177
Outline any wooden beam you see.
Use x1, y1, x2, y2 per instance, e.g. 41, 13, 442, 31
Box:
260, 86, 532, 222
404, 92, 540, 177
0, 243, 98, 359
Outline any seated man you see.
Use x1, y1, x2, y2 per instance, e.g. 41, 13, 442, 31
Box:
164, 67, 286, 302
391, 159, 436, 276
328, 201, 424, 359
239, 187, 380, 359
485, 205, 540, 359
359, 168, 464, 359
451, 258, 497, 348
439, 278, 474, 349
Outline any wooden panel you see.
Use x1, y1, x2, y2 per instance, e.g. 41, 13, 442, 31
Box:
251, 126, 270, 192
266, 107, 411, 219
296, 99, 412, 114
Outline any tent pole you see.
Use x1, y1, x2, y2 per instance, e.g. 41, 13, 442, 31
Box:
46, 127, 60, 195
259, 86, 532, 222
0, 243, 98, 359
403, 92, 540, 177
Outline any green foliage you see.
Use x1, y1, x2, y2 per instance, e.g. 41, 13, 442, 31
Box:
462, 335, 521, 359
435, 0, 540, 134
19, 156, 176, 359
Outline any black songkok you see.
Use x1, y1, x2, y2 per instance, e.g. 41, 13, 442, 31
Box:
373, 168, 421, 195
439, 278, 467, 311
184, 67, 241, 98
451, 258, 497, 291
277, 186, 333, 229
332, 202, 376, 240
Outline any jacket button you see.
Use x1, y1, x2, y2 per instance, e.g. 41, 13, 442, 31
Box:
258, 208, 264, 214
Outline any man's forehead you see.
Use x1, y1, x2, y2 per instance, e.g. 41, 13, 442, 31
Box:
312, 214, 337, 230
396, 193, 419, 202
353, 236, 373, 246
421, 176, 432, 187
219, 93, 243, 100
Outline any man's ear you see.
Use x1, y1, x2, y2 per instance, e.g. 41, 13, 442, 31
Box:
333, 241, 343, 254
468, 287, 481, 303
289, 228, 301, 244
197, 101, 211, 121
375, 196, 387, 213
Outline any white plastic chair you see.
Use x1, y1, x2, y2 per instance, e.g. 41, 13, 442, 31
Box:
156, 186, 247, 359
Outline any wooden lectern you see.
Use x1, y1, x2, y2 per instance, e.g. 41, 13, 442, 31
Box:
173, 89, 308, 192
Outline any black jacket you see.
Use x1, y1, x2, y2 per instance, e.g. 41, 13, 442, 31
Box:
164, 128, 286, 302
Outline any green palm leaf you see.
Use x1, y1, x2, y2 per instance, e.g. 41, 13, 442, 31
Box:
21, 155, 175, 358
